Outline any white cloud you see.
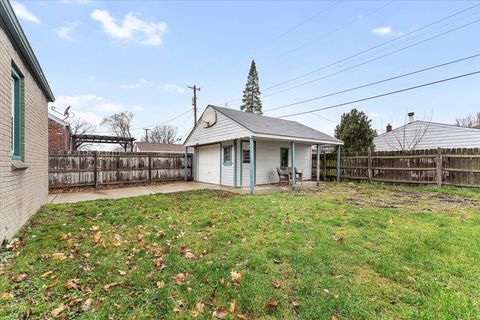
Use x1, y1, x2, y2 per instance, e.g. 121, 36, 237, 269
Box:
162, 84, 185, 94
120, 78, 152, 89
54, 94, 102, 107
133, 105, 145, 112
95, 102, 124, 113
72, 110, 103, 125
55, 21, 80, 40
372, 26, 392, 36
11, 1, 40, 24
90, 9, 167, 46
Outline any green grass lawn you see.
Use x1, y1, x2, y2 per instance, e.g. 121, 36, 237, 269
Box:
1, 183, 479, 319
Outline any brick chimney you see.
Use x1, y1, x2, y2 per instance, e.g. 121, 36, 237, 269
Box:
386, 123, 392, 133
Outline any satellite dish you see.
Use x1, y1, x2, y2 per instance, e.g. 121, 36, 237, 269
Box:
64, 106, 71, 117
201, 108, 217, 128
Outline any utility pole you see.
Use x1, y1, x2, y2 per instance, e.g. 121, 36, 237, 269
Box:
188, 85, 200, 126
143, 128, 150, 142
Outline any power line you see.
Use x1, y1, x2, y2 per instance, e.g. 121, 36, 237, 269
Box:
256, 16, 480, 100
225, 3, 480, 106
264, 52, 480, 113
277, 70, 480, 119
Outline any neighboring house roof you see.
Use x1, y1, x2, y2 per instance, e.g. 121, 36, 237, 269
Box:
48, 113, 69, 127
135, 142, 188, 153
0, 1, 54, 102
374, 120, 480, 151
185, 105, 343, 146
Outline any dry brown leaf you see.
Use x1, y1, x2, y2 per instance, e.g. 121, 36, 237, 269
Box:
175, 273, 186, 285
154, 258, 167, 270
156, 280, 165, 289
12, 273, 27, 282
236, 314, 247, 320
291, 300, 300, 307
190, 310, 199, 318
332, 235, 344, 244
103, 281, 124, 290
229, 300, 236, 313
332, 316, 338, 320
212, 307, 228, 319
44, 279, 60, 289
118, 270, 127, 276
67, 298, 83, 307
184, 252, 195, 259
265, 298, 277, 309
90, 225, 100, 231
52, 252, 66, 260
41, 270, 54, 278
65, 278, 78, 289
136, 234, 144, 242
1, 293, 13, 301
81, 298, 93, 311
51, 304, 65, 317
180, 246, 190, 254
230, 270, 242, 283
196, 302, 205, 311
112, 234, 122, 246
271, 279, 281, 289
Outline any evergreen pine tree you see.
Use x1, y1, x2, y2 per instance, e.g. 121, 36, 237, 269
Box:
240, 60, 263, 115
335, 108, 377, 152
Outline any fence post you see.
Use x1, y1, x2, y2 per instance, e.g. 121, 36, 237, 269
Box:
367, 148, 372, 183
323, 152, 327, 181
336, 146, 341, 182
93, 151, 98, 188
148, 155, 152, 184
436, 147, 442, 187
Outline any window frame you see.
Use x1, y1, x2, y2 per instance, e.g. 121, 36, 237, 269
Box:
11, 65, 22, 160
280, 147, 289, 168
223, 145, 233, 165
242, 148, 250, 164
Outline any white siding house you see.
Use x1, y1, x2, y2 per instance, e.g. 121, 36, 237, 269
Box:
374, 121, 480, 151
184, 105, 343, 193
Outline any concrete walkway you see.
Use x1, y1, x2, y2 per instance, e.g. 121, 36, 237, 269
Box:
48, 182, 221, 204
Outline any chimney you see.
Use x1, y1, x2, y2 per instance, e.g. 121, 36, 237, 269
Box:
386, 123, 392, 133
408, 112, 415, 122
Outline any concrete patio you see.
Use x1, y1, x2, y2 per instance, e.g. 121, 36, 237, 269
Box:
48, 181, 322, 204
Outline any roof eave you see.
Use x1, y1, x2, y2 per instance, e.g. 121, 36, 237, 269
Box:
0, 1, 55, 102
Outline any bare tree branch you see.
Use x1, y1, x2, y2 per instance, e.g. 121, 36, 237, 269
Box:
100, 112, 134, 138
145, 125, 180, 144
67, 117, 96, 135
455, 112, 480, 128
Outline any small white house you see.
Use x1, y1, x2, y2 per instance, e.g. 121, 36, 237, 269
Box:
184, 105, 343, 193
374, 121, 480, 151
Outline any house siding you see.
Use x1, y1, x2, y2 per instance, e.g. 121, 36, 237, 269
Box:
185, 108, 251, 146
374, 121, 480, 151
0, 24, 49, 241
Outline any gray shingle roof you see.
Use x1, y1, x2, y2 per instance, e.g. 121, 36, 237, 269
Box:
210, 105, 342, 144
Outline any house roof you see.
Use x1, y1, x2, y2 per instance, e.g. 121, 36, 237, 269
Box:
48, 113, 69, 127
374, 120, 480, 151
208, 105, 343, 144
0, 1, 54, 102
135, 142, 187, 152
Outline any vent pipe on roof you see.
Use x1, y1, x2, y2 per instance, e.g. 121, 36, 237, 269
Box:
408, 112, 415, 122
386, 123, 392, 132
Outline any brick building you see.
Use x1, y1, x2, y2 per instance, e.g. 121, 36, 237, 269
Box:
0, 1, 55, 242
48, 113, 71, 153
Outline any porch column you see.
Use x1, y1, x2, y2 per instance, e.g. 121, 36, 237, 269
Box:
184, 147, 188, 181
233, 140, 237, 187
249, 137, 255, 194
316, 144, 321, 186
291, 141, 296, 185
336, 146, 341, 182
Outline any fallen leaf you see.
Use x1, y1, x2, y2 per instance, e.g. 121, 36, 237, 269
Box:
332, 316, 338, 320
156, 280, 165, 289
44, 279, 60, 289
213, 307, 228, 319
65, 278, 78, 289
103, 281, 124, 290
136, 234, 144, 242
154, 258, 167, 270
236, 314, 247, 320
229, 300, 236, 313
230, 270, 242, 283
291, 300, 300, 307
265, 298, 277, 309
190, 310, 199, 317
118, 270, 127, 276
175, 273, 186, 285
180, 246, 190, 254
67, 298, 83, 307
82, 252, 90, 258
112, 234, 122, 246
51, 304, 65, 317
2, 293, 13, 300
323, 288, 330, 294
332, 235, 344, 244
90, 225, 100, 231
196, 302, 205, 311
176, 300, 186, 308
184, 252, 195, 259
82, 298, 93, 311
52, 252, 66, 260
271, 279, 281, 289
41, 270, 54, 278
12, 273, 27, 282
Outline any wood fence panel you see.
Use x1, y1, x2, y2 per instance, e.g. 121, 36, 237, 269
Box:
49, 151, 193, 189
314, 147, 480, 188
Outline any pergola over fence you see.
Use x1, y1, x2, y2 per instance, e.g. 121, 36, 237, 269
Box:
72, 134, 135, 152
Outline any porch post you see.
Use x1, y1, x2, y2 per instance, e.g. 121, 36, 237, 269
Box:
184, 147, 188, 181
233, 139, 237, 187
336, 145, 341, 182
291, 141, 296, 185
249, 137, 255, 194
316, 144, 320, 186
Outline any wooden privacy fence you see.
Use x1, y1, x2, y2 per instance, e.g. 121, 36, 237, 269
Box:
49, 151, 193, 189
312, 148, 480, 188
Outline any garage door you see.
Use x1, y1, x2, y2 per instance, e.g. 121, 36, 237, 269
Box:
197, 144, 220, 184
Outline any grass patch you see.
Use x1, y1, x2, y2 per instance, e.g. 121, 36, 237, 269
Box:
1, 183, 479, 319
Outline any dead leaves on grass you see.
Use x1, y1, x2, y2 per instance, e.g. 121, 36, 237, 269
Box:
332, 235, 344, 244
265, 298, 278, 309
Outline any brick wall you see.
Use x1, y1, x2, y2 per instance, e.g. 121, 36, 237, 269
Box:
0, 24, 49, 242
48, 118, 71, 153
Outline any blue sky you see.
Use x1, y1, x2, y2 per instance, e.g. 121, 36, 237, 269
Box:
11, 0, 480, 141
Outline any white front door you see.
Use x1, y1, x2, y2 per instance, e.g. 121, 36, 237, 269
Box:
197, 144, 220, 184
